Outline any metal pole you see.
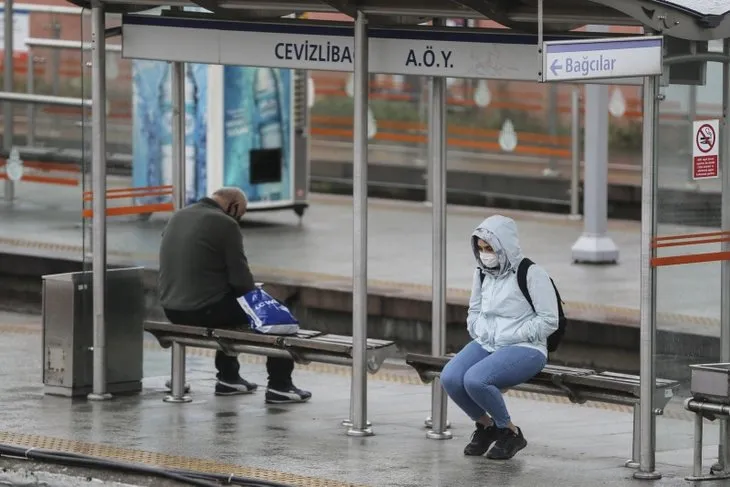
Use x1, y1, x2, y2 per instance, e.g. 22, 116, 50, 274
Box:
26, 55, 34, 147
0, 91, 90, 106
427, 16, 452, 441
424, 76, 432, 206
24, 37, 123, 52
717, 37, 730, 474
171, 60, 185, 210
3, 0, 14, 202
51, 14, 60, 96
571, 82, 618, 263
570, 24, 618, 264
163, 342, 192, 403
0, 91, 92, 108
633, 73, 660, 480
569, 86, 581, 220
87, 4, 111, 402
687, 85, 699, 189
543, 83, 559, 177
346, 10, 372, 437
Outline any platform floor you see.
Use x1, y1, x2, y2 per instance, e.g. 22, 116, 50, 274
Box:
0, 311, 723, 487
0, 179, 723, 338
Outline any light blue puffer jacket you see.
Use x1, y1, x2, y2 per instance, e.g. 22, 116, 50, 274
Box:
466, 215, 559, 357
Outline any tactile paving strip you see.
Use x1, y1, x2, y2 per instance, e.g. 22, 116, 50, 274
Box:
0, 431, 365, 487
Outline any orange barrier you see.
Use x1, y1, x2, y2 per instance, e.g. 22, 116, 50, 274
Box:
82, 185, 174, 218
311, 115, 572, 158
0, 159, 80, 186
651, 231, 730, 267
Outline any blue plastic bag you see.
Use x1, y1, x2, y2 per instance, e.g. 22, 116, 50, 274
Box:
236, 288, 300, 335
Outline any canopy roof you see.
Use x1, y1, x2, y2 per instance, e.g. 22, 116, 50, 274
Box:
78, 0, 730, 40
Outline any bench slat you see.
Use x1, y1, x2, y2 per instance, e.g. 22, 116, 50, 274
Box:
145, 320, 324, 342
404, 352, 680, 400
213, 328, 324, 343
144, 321, 211, 337
405, 353, 449, 369
299, 334, 394, 349
284, 335, 395, 354
144, 321, 397, 368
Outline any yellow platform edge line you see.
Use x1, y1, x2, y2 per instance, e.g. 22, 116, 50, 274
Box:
0, 431, 365, 487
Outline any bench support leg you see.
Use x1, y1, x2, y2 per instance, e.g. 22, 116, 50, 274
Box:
683, 411, 730, 481
341, 373, 372, 429
712, 419, 730, 475
426, 379, 452, 440
424, 417, 451, 430
342, 419, 372, 428
164, 343, 192, 403
625, 404, 640, 468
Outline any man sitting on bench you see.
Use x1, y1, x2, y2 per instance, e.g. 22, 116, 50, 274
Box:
157, 187, 312, 404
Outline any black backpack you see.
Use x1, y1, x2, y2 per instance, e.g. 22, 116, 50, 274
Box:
478, 257, 567, 353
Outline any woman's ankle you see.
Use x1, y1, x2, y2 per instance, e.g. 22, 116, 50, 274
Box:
476, 416, 494, 427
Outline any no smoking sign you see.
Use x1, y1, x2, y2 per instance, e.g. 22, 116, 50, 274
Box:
693, 119, 719, 180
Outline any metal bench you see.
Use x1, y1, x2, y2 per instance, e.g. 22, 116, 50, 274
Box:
145, 320, 397, 403
405, 352, 680, 468
684, 362, 730, 481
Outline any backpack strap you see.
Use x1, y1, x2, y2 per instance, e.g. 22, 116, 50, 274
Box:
516, 258, 535, 312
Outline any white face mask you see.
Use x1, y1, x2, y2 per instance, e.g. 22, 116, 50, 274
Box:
480, 252, 498, 269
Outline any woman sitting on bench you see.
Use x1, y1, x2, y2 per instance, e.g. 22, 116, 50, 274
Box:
440, 215, 559, 460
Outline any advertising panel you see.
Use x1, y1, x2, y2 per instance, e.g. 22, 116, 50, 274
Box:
132, 62, 294, 208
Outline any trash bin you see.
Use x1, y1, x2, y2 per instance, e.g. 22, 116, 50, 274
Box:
41, 266, 145, 397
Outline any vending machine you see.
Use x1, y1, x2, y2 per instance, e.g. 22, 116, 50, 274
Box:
131, 61, 310, 217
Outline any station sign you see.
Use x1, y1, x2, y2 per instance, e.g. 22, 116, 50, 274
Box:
121, 15, 643, 84
541, 36, 663, 82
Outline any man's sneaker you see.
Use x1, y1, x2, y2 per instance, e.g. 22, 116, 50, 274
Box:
463, 422, 500, 456
265, 385, 312, 404
164, 380, 190, 393
215, 377, 258, 396
486, 427, 528, 460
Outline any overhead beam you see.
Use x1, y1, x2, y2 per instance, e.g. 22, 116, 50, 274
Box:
319, 0, 356, 18
189, 0, 295, 19
104, 0, 730, 41
451, 0, 580, 33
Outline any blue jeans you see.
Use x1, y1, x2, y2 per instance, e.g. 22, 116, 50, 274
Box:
440, 341, 547, 428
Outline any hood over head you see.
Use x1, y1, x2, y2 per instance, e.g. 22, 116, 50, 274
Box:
471, 215, 524, 276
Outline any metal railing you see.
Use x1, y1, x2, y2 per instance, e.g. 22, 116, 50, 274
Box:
23, 38, 121, 146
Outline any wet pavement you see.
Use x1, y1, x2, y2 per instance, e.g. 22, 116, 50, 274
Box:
0, 311, 723, 486
0, 179, 723, 337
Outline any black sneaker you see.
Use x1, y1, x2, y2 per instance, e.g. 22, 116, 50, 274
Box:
215, 377, 258, 396
265, 385, 312, 404
164, 380, 190, 393
464, 422, 500, 456
486, 427, 528, 460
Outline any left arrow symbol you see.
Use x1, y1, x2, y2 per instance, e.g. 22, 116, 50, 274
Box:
550, 58, 563, 76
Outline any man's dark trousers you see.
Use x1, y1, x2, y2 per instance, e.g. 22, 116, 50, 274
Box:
163, 294, 294, 389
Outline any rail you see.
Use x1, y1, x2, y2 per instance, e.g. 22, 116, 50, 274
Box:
0, 159, 79, 186
24, 38, 123, 52
0, 92, 90, 107
82, 185, 174, 218
12, 3, 87, 14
